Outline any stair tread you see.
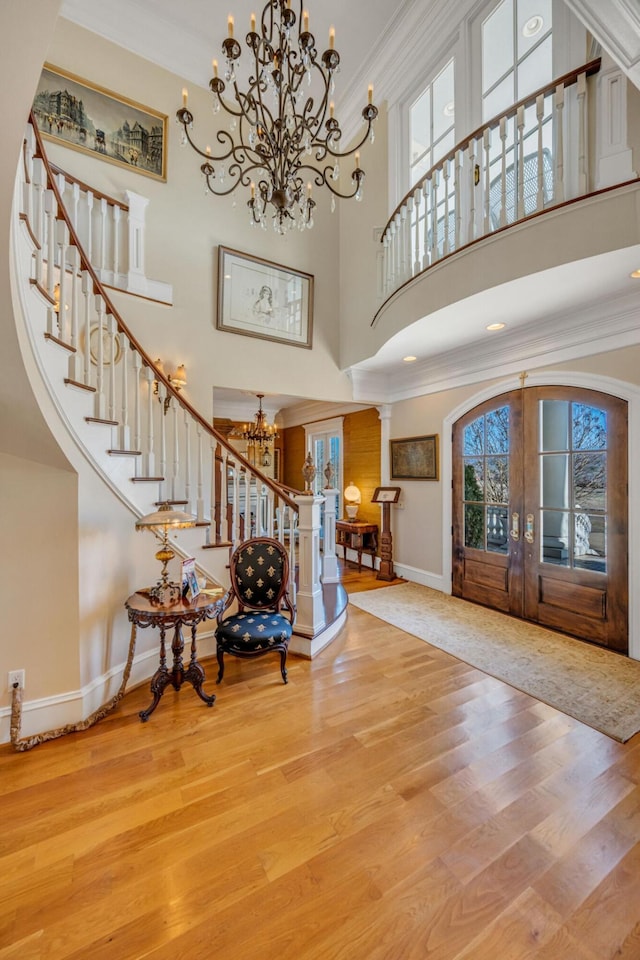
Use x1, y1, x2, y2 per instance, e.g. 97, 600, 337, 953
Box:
203, 540, 233, 549
131, 476, 164, 482
44, 332, 75, 353
86, 416, 119, 426
108, 449, 142, 456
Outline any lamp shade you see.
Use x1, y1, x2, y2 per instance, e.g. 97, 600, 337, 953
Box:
344, 483, 361, 504
135, 502, 196, 531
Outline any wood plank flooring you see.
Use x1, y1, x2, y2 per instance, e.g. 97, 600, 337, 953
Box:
1, 563, 639, 959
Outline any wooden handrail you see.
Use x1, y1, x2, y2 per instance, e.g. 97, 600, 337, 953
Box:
29, 111, 297, 511
49, 162, 129, 211
382, 58, 601, 243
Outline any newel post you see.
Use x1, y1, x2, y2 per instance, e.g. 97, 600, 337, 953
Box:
294, 493, 326, 637
124, 190, 150, 296
322, 487, 340, 584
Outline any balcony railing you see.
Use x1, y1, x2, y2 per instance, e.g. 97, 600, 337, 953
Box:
376, 59, 603, 317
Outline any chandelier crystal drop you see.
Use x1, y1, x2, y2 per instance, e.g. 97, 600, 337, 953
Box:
176, 0, 378, 235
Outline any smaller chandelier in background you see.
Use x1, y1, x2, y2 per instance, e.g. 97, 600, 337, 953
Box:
232, 394, 279, 467
176, 0, 378, 234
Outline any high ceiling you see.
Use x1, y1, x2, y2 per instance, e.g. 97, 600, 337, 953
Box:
60, 0, 403, 106
58, 0, 640, 411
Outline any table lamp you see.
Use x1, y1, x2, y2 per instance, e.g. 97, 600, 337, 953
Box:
135, 502, 196, 605
344, 482, 361, 519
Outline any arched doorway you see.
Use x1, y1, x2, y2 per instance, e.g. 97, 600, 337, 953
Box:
451, 385, 628, 652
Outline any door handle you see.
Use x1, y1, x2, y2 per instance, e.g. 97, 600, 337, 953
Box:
509, 512, 520, 541
524, 513, 535, 544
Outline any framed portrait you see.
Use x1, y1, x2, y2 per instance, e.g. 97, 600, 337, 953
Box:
217, 246, 314, 349
390, 435, 439, 480
32, 63, 167, 181
371, 486, 401, 503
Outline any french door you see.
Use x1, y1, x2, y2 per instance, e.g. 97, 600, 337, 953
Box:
452, 386, 628, 652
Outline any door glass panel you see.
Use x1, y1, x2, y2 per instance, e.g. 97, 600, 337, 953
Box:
464, 419, 484, 456
541, 453, 569, 508
572, 403, 607, 450
486, 406, 509, 453
464, 459, 484, 499
541, 399, 569, 450
486, 456, 509, 503
465, 504, 485, 548
541, 509, 570, 566
487, 506, 509, 553
539, 400, 608, 573
463, 405, 511, 552
573, 452, 606, 510
574, 514, 606, 571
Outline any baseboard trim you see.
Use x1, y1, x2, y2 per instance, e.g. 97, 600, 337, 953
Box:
393, 563, 445, 593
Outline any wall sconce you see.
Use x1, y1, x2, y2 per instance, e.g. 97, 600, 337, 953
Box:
153, 360, 187, 414
344, 481, 361, 520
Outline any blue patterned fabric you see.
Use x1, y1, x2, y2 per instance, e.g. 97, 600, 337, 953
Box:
216, 612, 293, 652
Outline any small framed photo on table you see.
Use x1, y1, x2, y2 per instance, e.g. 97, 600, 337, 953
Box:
181, 558, 200, 602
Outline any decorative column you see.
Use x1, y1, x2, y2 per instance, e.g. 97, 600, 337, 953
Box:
377, 500, 396, 581
294, 493, 326, 637
322, 487, 340, 583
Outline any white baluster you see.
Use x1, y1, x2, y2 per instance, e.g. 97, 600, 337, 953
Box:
184, 413, 192, 513
577, 71, 588, 195
70, 182, 80, 233
443, 160, 451, 255
468, 139, 477, 244
402, 201, 411, 281
32, 158, 46, 285
220, 449, 229, 543
483, 127, 492, 233
170, 400, 180, 502
56, 219, 69, 341
536, 93, 545, 210
196, 425, 205, 524
232, 466, 241, 545
119, 332, 130, 450
430, 170, 438, 263
158, 387, 168, 499
112, 204, 121, 283
82, 271, 92, 386
454, 149, 462, 250
499, 116, 508, 227
98, 197, 107, 278
422, 180, 429, 269
143, 366, 156, 476
86, 191, 94, 265
67, 246, 81, 382
517, 104, 526, 219
106, 313, 117, 422
413, 188, 421, 276
554, 83, 565, 203
44, 189, 56, 333
132, 351, 143, 469
93, 295, 106, 419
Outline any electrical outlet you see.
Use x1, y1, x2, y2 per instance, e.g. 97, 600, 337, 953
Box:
8, 670, 25, 690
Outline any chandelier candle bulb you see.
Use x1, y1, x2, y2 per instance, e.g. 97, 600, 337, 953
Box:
355, 151, 360, 168
330, 101, 334, 118
329, 26, 335, 48
368, 84, 374, 104
307, 182, 312, 197
250, 13, 256, 31
251, 181, 255, 199
228, 14, 234, 37
303, 10, 309, 31
212, 59, 218, 77
182, 88, 188, 108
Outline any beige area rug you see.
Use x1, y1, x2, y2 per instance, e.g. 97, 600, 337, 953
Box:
349, 582, 640, 742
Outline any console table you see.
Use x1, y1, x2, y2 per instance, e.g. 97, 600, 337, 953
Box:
125, 590, 223, 721
335, 520, 378, 572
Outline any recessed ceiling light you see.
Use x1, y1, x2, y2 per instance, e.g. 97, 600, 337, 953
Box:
630, 269, 640, 279
486, 322, 506, 331
522, 15, 544, 37
403, 355, 417, 362
443, 101, 455, 117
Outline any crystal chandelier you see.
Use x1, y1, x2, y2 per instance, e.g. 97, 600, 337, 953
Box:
176, 0, 378, 234
233, 394, 279, 466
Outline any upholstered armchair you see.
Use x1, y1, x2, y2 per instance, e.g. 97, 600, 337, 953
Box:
215, 537, 295, 684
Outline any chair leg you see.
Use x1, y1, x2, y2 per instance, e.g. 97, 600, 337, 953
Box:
216, 645, 225, 684
280, 649, 288, 684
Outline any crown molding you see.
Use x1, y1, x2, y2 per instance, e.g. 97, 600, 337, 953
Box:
349, 289, 640, 404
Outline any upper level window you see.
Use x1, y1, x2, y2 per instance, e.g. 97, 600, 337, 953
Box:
482, 0, 553, 120
409, 58, 455, 188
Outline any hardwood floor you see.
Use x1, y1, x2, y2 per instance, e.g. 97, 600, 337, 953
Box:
1, 563, 639, 959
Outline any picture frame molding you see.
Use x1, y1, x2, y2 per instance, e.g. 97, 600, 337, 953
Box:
390, 434, 439, 481
216, 245, 314, 349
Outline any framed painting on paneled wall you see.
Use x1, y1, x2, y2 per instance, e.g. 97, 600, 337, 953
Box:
390, 435, 439, 480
